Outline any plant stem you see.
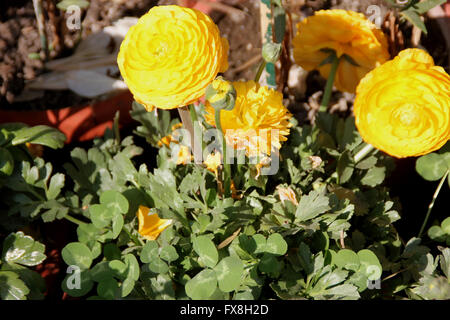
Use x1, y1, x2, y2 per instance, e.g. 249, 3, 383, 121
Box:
354, 143, 375, 163
32, 0, 49, 61
319, 54, 340, 112
215, 110, 231, 198
418, 169, 449, 238
189, 104, 204, 164
64, 214, 87, 226
178, 106, 196, 162
254, 60, 267, 83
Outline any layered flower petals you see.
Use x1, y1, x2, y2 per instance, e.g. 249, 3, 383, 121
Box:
117, 5, 229, 110
354, 49, 450, 158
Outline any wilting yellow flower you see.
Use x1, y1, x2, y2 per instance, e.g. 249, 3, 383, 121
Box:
175, 145, 192, 165
205, 81, 292, 157
292, 9, 389, 93
137, 206, 172, 240
354, 49, 450, 158
157, 123, 183, 147
117, 5, 229, 110
255, 156, 271, 179
230, 180, 242, 200
276, 186, 299, 206
204, 152, 222, 177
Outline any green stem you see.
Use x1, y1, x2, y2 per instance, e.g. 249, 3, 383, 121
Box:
319, 54, 340, 112
354, 144, 375, 163
215, 110, 231, 198
254, 60, 267, 83
64, 214, 87, 226
418, 169, 449, 238
32, 0, 49, 61
123, 227, 144, 247
189, 104, 204, 164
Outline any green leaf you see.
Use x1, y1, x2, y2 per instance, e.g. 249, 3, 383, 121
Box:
100, 190, 129, 214
148, 257, 169, 274
193, 235, 219, 268
357, 249, 382, 281
0, 271, 29, 300
441, 217, 450, 234
296, 190, 330, 221
97, 278, 119, 300
413, 0, 446, 14
428, 225, 446, 242
62, 242, 93, 270
140, 241, 159, 264
2, 232, 46, 267
90, 262, 114, 282
334, 249, 360, 272
89, 204, 112, 229
185, 269, 217, 300
297, 243, 314, 275
416, 153, 448, 181
11, 125, 66, 149
273, 6, 286, 44
160, 246, 179, 263
108, 260, 127, 280
401, 9, 428, 34
361, 166, 386, 187
149, 274, 175, 300
214, 256, 244, 293
265, 233, 288, 256
61, 270, 93, 297
0, 148, 14, 176
337, 151, 354, 184
46, 173, 65, 200
123, 254, 140, 281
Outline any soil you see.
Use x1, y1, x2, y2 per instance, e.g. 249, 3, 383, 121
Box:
0, 0, 156, 110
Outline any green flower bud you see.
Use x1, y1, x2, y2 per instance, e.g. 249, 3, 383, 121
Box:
262, 42, 282, 64
205, 77, 236, 111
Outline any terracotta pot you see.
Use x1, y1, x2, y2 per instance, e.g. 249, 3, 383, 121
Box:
0, 91, 134, 144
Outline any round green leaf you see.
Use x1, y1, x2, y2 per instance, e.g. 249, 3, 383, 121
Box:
103, 243, 121, 261
214, 256, 244, 292
416, 153, 448, 181
108, 260, 127, 280
100, 190, 129, 214
97, 278, 119, 300
357, 249, 382, 281
160, 245, 179, 262
61, 270, 93, 298
334, 249, 360, 272
193, 236, 218, 268
62, 242, 93, 270
441, 217, 450, 234
123, 254, 140, 281
0, 148, 14, 176
2, 231, 46, 267
90, 262, 114, 282
89, 204, 112, 229
265, 233, 288, 256
185, 269, 217, 300
140, 241, 159, 264
428, 225, 446, 242
148, 257, 169, 274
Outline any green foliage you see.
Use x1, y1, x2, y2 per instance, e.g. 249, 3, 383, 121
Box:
0, 232, 47, 300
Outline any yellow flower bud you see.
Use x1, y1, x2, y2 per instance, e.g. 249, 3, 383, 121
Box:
205, 77, 236, 111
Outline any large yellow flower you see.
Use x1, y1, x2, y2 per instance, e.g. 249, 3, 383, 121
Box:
205, 81, 292, 157
354, 49, 450, 158
292, 9, 390, 93
137, 206, 173, 241
117, 5, 229, 110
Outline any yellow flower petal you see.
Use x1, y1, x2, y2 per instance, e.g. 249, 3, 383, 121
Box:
137, 206, 173, 241
176, 145, 192, 165
292, 9, 390, 93
354, 48, 450, 158
277, 186, 299, 206
204, 152, 222, 177
117, 5, 229, 110
204, 81, 292, 157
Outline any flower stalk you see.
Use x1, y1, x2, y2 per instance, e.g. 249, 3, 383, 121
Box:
319, 53, 340, 112
215, 110, 231, 198
418, 169, 450, 238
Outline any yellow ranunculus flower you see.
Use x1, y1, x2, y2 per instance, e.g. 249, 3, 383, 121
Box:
292, 9, 390, 93
354, 49, 450, 158
117, 5, 229, 110
137, 206, 172, 240
204, 81, 292, 157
